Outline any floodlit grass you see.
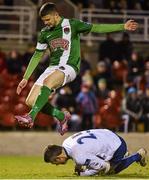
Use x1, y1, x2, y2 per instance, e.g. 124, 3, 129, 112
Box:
0, 155, 149, 179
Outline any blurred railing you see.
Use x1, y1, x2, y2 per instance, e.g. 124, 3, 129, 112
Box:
79, 9, 149, 42
0, 5, 37, 43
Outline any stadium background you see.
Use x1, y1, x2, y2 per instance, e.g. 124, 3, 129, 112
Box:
0, 0, 149, 178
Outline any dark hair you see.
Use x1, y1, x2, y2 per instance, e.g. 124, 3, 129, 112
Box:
39, 2, 57, 17
44, 145, 63, 163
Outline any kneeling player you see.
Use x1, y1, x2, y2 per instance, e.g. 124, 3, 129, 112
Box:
44, 129, 147, 176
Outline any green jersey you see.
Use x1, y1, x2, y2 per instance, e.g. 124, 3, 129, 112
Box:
23, 18, 124, 80
36, 17, 93, 73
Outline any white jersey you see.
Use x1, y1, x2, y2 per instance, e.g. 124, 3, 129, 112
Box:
62, 129, 122, 176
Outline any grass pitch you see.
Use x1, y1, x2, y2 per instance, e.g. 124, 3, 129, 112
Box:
0, 155, 149, 179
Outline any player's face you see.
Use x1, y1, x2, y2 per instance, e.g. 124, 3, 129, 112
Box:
41, 13, 57, 28
52, 154, 67, 165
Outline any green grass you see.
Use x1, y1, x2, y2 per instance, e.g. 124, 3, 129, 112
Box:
0, 156, 149, 179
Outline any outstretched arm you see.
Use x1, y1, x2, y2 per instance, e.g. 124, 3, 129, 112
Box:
16, 28, 48, 95
16, 50, 44, 95
91, 20, 138, 33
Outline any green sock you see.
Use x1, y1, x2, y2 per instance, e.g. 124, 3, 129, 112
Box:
29, 86, 52, 120
41, 102, 64, 121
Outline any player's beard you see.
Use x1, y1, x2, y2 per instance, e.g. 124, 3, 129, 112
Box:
48, 23, 55, 28
50, 18, 57, 28
46, 18, 57, 29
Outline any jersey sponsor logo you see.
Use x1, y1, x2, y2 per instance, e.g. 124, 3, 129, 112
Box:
50, 38, 69, 51
64, 27, 70, 34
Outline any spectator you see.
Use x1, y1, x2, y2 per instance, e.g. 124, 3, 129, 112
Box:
82, 70, 94, 89
118, 0, 128, 12
97, 78, 109, 98
99, 90, 122, 130
140, 60, 149, 91
88, 2, 96, 14
76, 84, 97, 130
76, 2, 84, 13
56, 85, 76, 113
127, 51, 144, 87
96, 78, 109, 106
121, 87, 142, 131
69, 75, 82, 96
94, 61, 113, 89
55, 85, 80, 131
109, 0, 118, 13
118, 32, 133, 62
141, 84, 149, 132
112, 60, 128, 86
134, 2, 142, 10
69, 50, 91, 96
6, 50, 22, 74
88, 0, 103, 8
108, 0, 127, 13
99, 33, 118, 64
0, 48, 6, 73
80, 50, 91, 76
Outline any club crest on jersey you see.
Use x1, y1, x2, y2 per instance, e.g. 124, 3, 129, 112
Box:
64, 27, 70, 34
50, 38, 69, 51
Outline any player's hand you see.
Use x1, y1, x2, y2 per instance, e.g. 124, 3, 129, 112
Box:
74, 164, 84, 176
124, 20, 138, 31
16, 79, 28, 95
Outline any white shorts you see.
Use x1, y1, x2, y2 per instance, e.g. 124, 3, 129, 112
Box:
35, 64, 77, 87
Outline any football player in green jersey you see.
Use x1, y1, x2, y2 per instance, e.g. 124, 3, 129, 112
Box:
15, 2, 138, 135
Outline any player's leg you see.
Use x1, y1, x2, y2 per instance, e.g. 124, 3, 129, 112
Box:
41, 102, 71, 135
40, 68, 74, 135
29, 69, 72, 134
113, 148, 147, 174
25, 84, 41, 108
27, 83, 70, 135
15, 84, 41, 127
20, 83, 68, 134
110, 136, 147, 174
25, 84, 60, 118
28, 69, 64, 120
15, 65, 76, 134
16, 70, 65, 127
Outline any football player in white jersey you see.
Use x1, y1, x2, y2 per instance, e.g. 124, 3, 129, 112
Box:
44, 129, 147, 176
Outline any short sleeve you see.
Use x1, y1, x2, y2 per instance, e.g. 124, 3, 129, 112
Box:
74, 19, 93, 34
36, 31, 48, 51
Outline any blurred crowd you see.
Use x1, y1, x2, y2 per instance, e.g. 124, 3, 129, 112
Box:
0, 31, 149, 133
1, 0, 149, 11
71, 0, 149, 11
